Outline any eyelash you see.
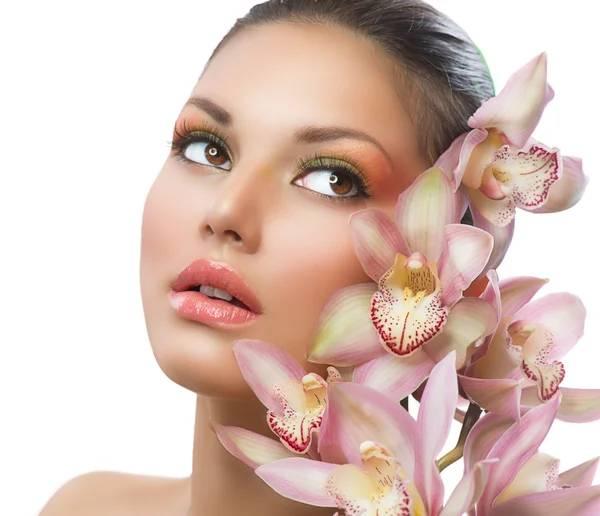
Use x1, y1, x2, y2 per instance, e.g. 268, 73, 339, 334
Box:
167, 119, 374, 202
169, 118, 232, 161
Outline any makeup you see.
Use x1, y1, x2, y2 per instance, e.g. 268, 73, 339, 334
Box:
169, 259, 262, 328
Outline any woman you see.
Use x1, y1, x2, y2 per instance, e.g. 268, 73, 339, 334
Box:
36, 0, 575, 514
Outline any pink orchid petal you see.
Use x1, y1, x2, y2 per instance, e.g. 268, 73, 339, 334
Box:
558, 457, 600, 488
480, 269, 501, 312
425, 297, 498, 369
434, 132, 468, 185
531, 155, 589, 213
255, 457, 339, 507
440, 459, 498, 516
478, 395, 560, 513
213, 423, 297, 470
233, 339, 307, 415
393, 166, 462, 261
495, 452, 560, 505
469, 197, 515, 278
470, 321, 521, 380
454, 129, 491, 189
468, 52, 554, 149
459, 375, 522, 421
438, 224, 494, 307
512, 292, 586, 361
308, 283, 384, 367
489, 485, 600, 516
415, 351, 458, 515
352, 349, 435, 403
330, 365, 355, 382
468, 185, 514, 228
480, 168, 509, 200
498, 276, 549, 320
321, 381, 417, 477
521, 386, 600, 423
464, 412, 514, 473
467, 270, 502, 366
349, 208, 410, 282
454, 406, 466, 424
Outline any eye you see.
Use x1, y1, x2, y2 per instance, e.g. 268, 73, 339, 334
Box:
180, 138, 232, 171
292, 156, 372, 200
169, 119, 233, 171
294, 169, 359, 197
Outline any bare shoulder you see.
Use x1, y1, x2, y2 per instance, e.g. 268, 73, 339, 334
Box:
39, 470, 191, 516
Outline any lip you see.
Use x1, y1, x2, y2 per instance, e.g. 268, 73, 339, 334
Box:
169, 259, 262, 328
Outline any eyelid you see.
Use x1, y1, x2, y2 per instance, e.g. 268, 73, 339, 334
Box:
170, 118, 234, 159
294, 152, 374, 198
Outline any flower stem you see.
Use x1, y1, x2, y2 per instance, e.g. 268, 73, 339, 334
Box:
436, 402, 482, 472
400, 396, 409, 411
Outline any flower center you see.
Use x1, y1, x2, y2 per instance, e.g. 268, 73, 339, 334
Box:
404, 256, 436, 303
492, 166, 511, 183
507, 321, 536, 347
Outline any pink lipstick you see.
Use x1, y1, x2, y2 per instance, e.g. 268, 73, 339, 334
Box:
169, 259, 262, 328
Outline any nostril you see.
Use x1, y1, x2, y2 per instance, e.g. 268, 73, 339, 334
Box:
224, 229, 242, 242
201, 224, 215, 237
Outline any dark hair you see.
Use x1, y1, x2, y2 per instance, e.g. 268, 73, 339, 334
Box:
205, 0, 492, 224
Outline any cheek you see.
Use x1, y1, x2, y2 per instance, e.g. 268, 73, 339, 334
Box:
259, 204, 371, 363
140, 165, 213, 279
141, 168, 187, 273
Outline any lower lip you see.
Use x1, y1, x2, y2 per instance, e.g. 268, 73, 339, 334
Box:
168, 290, 259, 328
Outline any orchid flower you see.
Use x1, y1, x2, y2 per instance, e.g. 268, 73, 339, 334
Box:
436, 52, 588, 232
255, 352, 497, 516
215, 339, 345, 462
307, 166, 498, 402
463, 398, 600, 515
459, 275, 600, 423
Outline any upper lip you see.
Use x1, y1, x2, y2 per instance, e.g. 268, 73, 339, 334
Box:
170, 259, 263, 314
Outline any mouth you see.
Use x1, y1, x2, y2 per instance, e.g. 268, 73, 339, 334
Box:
168, 259, 262, 327
186, 284, 252, 311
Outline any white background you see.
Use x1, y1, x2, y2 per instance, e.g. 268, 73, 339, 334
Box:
1, 1, 598, 514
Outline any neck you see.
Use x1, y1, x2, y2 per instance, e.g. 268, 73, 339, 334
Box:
187, 395, 333, 516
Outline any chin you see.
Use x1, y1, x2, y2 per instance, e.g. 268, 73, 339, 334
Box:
143, 302, 257, 401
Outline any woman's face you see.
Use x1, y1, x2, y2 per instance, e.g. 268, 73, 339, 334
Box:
140, 22, 427, 400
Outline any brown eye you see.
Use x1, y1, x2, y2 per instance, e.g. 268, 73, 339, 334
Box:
328, 172, 354, 196
293, 169, 359, 198
181, 139, 232, 171
204, 142, 229, 166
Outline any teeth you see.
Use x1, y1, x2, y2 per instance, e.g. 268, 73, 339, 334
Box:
199, 285, 233, 302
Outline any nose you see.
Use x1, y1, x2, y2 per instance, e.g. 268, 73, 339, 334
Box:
199, 165, 268, 255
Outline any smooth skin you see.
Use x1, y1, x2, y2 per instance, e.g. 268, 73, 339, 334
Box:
40, 21, 427, 516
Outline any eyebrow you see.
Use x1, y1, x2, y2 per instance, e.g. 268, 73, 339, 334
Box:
184, 96, 394, 167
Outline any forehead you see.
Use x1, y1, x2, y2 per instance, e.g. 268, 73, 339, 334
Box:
189, 22, 424, 176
